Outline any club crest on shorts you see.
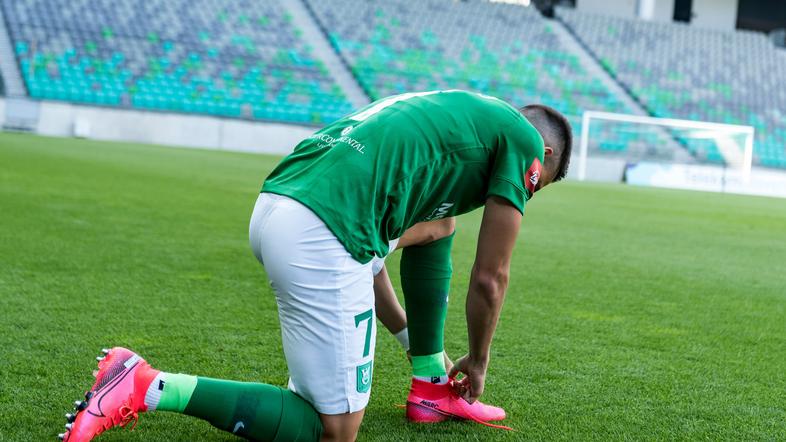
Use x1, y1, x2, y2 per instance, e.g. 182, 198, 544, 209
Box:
525, 157, 543, 195
356, 361, 373, 393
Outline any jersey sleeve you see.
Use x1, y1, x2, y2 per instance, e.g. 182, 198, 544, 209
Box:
486, 120, 545, 214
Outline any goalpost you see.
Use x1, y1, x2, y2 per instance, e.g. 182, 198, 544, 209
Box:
577, 111, 756, 184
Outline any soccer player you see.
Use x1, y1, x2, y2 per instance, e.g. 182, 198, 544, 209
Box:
60, 90, 572, 441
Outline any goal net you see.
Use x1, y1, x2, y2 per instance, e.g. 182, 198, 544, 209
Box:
577, 111, 755, 189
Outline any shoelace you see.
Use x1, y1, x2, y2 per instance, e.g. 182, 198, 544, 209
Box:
118, 404, 140, 430
98, 401, 140, 433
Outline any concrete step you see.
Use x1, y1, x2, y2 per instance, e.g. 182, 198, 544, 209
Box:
283, 0, 370, 110
0, 6, 26, 97
548, 17, 648, 116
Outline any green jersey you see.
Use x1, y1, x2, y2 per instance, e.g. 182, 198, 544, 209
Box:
262, 90, 545, 264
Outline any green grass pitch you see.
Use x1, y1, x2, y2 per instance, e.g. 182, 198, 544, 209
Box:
1, 132, 785, 441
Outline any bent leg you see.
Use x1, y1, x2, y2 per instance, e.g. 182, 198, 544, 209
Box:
400, 232, 455, 382
372, 217, 456, 334
251, 193, 375, 441
150, 374, 322, 441
371, 218, 456, 371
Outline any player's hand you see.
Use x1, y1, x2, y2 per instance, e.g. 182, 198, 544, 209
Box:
448, 354, 488, 403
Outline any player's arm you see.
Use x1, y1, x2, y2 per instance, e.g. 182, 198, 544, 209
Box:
373, 265, 407, 334
449, 196, 522, 403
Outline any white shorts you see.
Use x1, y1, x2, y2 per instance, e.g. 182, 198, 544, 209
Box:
248, 192, 376, 414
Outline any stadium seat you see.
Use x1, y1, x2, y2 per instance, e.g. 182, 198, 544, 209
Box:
557, 7, 786, 168
0, 0, 354, 125
304, 0, 632, 141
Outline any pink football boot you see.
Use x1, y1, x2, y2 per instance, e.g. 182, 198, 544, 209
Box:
59, 347, 158, 441
406, 378, 512, 430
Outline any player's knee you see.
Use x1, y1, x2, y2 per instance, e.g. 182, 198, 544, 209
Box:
319, 424, 360, 442
318, 411, 363, 442
319, 428, 359, 442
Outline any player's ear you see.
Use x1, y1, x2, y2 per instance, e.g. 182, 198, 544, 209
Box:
544, 146, 554, 156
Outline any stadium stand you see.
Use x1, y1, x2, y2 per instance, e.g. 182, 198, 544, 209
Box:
1, 0, 782, 169
304, 0, 631, 132
558, 8, 786, 168
0, 0, 354, 124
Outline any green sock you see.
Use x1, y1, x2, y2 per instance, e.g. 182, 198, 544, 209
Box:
400, 233, 454, 380
155, 373, 197, 413
154, 374, 322, 441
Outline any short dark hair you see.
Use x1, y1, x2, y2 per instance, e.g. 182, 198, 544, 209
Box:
519, 104, 573, 182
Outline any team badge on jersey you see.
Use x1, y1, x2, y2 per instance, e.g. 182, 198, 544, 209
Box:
524, 158, 543, 195
356, 361, 373, 393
